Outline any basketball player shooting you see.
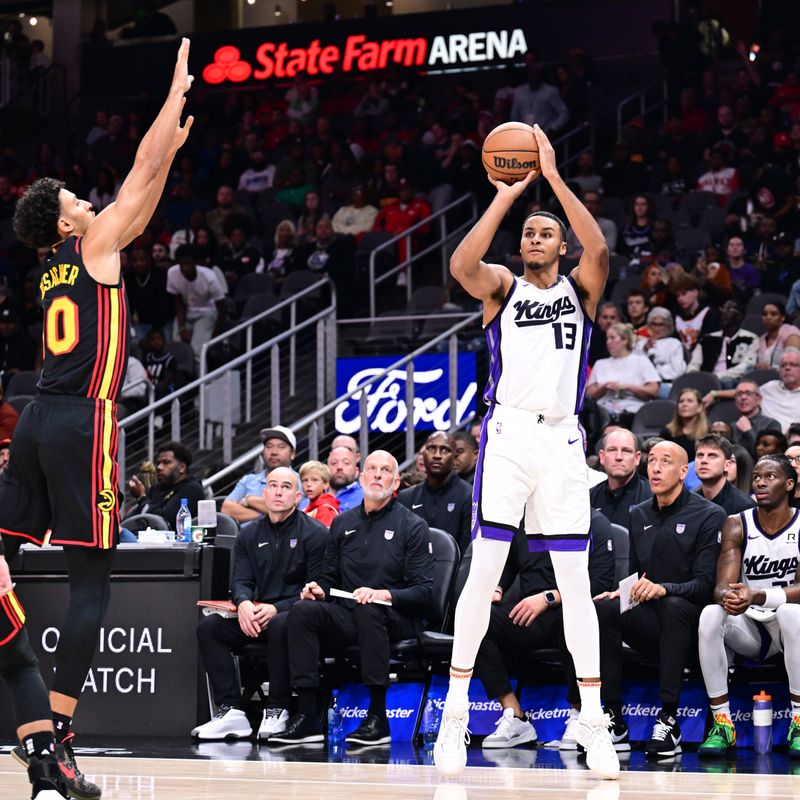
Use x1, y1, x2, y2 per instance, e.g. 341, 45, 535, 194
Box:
433, 125, 619, 779
1, 39, 194, 799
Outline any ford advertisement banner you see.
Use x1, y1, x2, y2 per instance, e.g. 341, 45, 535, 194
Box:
335, 353, 477, 434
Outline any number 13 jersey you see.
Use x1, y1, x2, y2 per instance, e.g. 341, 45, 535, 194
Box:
38, 236, 129, 401
484, 274, 592, 417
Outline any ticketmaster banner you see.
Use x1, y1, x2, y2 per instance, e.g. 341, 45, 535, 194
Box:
335, 353, 477, 434
427, 673, 512, 736
336, 682, 426, 740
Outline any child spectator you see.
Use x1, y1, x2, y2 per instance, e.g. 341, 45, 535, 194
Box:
300, 460, 339, 527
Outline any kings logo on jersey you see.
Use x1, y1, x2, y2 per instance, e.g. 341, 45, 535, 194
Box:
511, 296, 576, 327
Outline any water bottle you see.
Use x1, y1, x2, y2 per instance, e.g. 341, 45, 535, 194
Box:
421, 699, 441, 749
327, 690, 343, 741
175, 499, 192, 543
752, 691, 773, 754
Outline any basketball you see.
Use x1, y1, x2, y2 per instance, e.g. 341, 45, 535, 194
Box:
481, 122, 540, 184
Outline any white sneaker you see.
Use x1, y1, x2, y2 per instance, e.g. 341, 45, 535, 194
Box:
433, 707, 470, 776
574, 713, 620, 780
33, 792, 68, 800
191, 705, 253, 740
482, 707, 537, 749
559, 707, 581, 750
258, 707, 289, 740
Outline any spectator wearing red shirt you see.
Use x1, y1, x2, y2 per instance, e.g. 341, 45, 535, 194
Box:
679, 87, 709, 136
696, 148, 739, 205
300, 461, 340, 528
373, 178, 432, 263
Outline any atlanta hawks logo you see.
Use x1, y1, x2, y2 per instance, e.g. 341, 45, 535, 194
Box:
97, 490, 116, 512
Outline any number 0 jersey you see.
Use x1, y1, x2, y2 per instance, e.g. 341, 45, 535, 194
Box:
38, 236, 129, 402
484, 274, 592, 417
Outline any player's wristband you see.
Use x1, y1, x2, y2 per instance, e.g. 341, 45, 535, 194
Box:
763, 588, 787, 608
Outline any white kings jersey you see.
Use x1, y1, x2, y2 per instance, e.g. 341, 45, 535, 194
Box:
484, 275, 592, 417
740, 507, 800, 617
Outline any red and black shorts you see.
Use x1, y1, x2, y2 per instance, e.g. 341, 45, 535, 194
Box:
0, 589, 25, 646
0, 394, 121, 550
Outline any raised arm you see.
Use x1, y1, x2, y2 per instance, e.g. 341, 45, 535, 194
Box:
713, 515, 743, 605
82, 38, 195, 284
532, 125, 608, 318
449, 171, 536, 312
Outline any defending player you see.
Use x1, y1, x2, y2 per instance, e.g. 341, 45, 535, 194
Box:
1, 39, 194, 798
433, 125, 619, 779
697, 454, 800, 757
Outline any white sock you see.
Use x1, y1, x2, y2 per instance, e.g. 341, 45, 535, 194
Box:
445, 666, 472, 713
710, 701, 731, 718
577, 681, 603, 718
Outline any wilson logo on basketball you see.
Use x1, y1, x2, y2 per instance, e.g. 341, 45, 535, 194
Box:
202, 29, 527, 84
492, 155, 539, 170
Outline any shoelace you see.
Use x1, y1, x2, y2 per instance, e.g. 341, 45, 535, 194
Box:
264, 708, 283, 720
651, 720, 673, 742
213, 705, 233, 720
441, 714, 471, 752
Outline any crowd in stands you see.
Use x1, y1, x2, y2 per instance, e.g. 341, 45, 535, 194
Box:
0, 5, 799, 755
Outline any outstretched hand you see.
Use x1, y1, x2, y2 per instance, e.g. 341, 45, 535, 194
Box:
486, 168, 537, 201
532, 124, 558, 181
172, 37, 194, 95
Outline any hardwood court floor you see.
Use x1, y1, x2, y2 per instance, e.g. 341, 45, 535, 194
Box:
3, 742, 800, 800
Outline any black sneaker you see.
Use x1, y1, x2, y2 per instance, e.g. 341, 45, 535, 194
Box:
14, 735, 101, 800
28, 753, 69, 799
268, 713, 325, 745
607, 709, 631, 752
345, 714, 391, 746
646, 713, 682, 757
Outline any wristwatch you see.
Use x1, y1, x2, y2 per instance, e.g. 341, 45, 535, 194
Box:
544, 590, 558, 607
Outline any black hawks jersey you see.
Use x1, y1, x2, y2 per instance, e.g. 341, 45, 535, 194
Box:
38, 236, 129, 402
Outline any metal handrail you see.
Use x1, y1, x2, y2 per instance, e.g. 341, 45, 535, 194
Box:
368, 192, 477, 318
616, 81, 666, 140
118, 301, 336, 484
203, 311, 482, 491
197, 277, 335, 445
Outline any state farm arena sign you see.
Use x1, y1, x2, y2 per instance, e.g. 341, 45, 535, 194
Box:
202, 28, 527, 83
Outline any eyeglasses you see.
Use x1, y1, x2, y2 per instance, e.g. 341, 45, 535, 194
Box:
789, 455, 800, 465
649, 321, 668, 328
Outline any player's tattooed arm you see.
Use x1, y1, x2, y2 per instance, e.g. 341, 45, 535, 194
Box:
713, 515, 743, 606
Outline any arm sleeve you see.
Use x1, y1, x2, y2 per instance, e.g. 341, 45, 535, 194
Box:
391, 518, 435, 613
231, 534, 256, 606
165, 267, 181, 296
661, 507, 725, 604
274, 523, 329, 612
316, 521, 342, 598
686, 341, 703, 373
588, 514, 616, 596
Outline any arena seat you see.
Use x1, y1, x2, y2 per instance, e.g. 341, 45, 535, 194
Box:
741, 313, 765, 336
746, 368, 779, 385
7, 394, 34, 414
6, 370, 40, 397
631, 400, 676, 437
706, 399, 740, 424
746, 293, 788, 316
609, 524, 630, 586
120, 513, 171, 532
668, 371, 720, 400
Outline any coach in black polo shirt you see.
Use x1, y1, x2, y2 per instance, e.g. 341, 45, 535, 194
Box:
590, 429, 652, 529
193, 467, 329, 741
398, 431, 472, 552
694, 433, 755, 515
594, 441, 725, 758
274, 450, 434, 748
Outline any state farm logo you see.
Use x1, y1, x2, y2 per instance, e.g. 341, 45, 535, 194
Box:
202, 29, 526, 84
203, 46, 253, 84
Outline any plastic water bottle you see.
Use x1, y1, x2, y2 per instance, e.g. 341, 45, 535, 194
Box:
752, 690, 773, 754
421, 699, 441, 749
327, 690, 343, 741
175, 499, 192, 543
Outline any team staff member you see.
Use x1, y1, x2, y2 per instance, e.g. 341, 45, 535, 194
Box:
398, 431, 472, 552
475, 510, 615, 750
2, 40, 194, 798
273, 450, 434, 747
590, 429, 652, 528
694, 434, 754, 515
193, 468, 328, 742
594, 441, 725, 758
